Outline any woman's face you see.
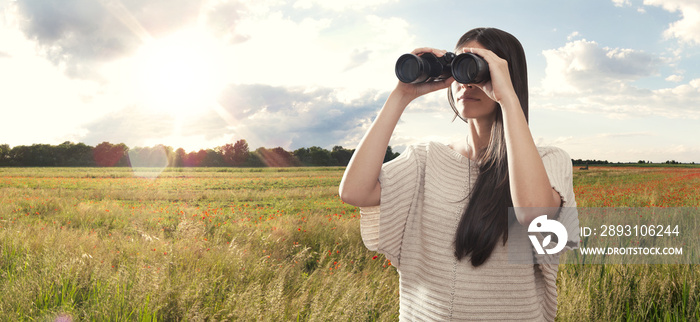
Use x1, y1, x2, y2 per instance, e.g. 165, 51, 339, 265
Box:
450, 41, 498, 121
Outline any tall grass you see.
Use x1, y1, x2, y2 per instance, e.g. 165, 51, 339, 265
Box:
1, 166, 699, 320
0, 167, 398, 321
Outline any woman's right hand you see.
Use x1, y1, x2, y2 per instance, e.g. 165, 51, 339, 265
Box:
393, 47, 455, 101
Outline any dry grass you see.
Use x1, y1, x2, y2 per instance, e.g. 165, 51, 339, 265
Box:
0, 166, 699, 320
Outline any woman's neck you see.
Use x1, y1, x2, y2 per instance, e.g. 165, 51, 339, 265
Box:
466, 115, 494, 160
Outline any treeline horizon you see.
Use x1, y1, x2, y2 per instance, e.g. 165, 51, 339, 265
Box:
0, 141, 696, 168
0, 140, 401, 168
572, 159, 696, 166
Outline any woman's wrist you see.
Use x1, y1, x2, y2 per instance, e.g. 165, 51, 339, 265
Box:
386, 87, 415, 111
497, 92, 522, 114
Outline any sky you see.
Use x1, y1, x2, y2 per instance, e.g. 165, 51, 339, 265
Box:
1, 0, 699, 163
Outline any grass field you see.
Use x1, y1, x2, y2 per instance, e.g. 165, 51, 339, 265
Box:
0, 166, 699, 321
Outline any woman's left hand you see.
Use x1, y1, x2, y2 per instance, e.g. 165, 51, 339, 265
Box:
460, 47, 518, 107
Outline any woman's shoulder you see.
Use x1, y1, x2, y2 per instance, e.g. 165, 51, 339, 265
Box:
536, 145, 572, 161
536, 145, 574, 176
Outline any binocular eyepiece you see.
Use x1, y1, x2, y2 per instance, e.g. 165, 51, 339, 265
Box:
395, 51, 490, 84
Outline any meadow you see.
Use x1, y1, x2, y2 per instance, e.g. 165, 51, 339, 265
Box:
0, 166, 699, 321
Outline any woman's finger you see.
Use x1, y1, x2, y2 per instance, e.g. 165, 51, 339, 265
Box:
410, 47, 448, 57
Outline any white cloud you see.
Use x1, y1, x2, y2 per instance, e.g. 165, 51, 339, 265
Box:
612, 0, 631, 7
666, 74, 684, 82
0, 25, 124, 146
80, 84, 388, 150
293, 0, 398, 11
540, 39, 658, 95
644, 0, 700, 44
7, 0, 205, 79
567, 31, 580, 41
535, 39, 700, 119
229, 13, 414, 91
595, 132, 654, 138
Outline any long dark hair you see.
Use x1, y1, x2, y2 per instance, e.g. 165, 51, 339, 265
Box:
449, 28, 529, 267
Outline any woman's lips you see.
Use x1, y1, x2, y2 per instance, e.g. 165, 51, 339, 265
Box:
458, 95, 480, 102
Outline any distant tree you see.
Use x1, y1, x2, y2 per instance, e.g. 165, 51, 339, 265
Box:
161, 145, 175, 167
128, 145, 170, 168
72, 142, 94, 166
9, 145, 28, 166
93, 142, 113, 167
114, 143, 130, 166
174, 148, 186, 167
573, 159, 610, 166
202, 149, 224, 167
244, 150, 266, 167
183, 151, 198, 167
220, 143, 235, 166
0, 144, 10, 166
232, 139, 249, 166
55, 141, 93, 166
186, 149, 208, 167
384, 146, 400, 163
310, 146, 334, 166
331, 146, 354, 166
256, 147, 296, 167
8, 146, 26, 166
18, 144, 55, 166
273, 147, 297, 166
293, 147, 311, 165
93, 142, 129, 167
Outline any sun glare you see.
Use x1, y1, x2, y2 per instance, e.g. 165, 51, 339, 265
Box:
134, 28, 226, 118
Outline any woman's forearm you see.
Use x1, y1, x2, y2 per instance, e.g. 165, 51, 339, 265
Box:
500, 96, 562, 225
338, 90, 413, 207
339, 47, 452, 207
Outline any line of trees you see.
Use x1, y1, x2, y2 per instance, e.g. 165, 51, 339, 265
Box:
573, 159, 696, 166
0, 140, 401, 167
572, 159, 611, 165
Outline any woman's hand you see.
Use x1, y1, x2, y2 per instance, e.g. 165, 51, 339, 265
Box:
393, 47, 455, 102
460, 47, 518, 107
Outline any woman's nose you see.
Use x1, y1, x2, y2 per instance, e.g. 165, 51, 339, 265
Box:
458, 83, 473, 89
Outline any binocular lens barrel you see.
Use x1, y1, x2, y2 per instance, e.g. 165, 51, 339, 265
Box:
395, 54, 426, 83
394, 52, 489, 84
395, 53, 446, 84
451, 53, 490, 84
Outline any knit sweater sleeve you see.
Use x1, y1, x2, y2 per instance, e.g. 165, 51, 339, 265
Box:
537, 146, 580, 258
534, 146, 580, 321
359, 144, 425, 268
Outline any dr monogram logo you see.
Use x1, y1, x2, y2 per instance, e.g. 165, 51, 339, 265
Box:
528, 215, 568, 255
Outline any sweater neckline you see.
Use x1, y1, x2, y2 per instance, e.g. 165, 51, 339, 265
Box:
433, 141, 474, 167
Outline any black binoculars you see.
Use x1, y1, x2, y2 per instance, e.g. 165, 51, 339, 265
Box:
395, 51, 490, 84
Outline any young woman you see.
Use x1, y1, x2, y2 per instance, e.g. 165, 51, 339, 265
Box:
339, 27, 579, 321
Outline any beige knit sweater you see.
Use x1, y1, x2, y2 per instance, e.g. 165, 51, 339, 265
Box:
360, 142, 579, 321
